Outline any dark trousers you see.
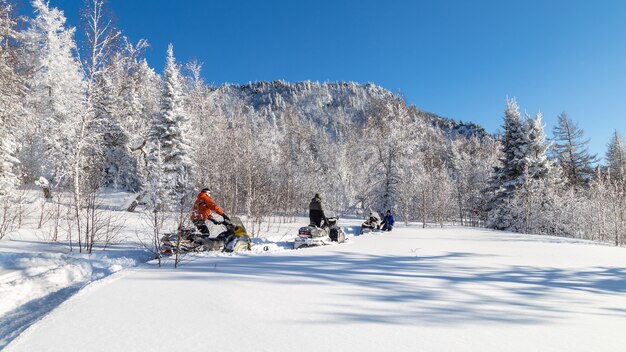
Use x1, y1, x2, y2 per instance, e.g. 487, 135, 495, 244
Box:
193, 219, 210, 234
309, 209, 325, 227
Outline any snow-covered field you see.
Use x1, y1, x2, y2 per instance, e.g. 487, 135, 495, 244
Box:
2, 194, 625, 352
0, 190, 354, 349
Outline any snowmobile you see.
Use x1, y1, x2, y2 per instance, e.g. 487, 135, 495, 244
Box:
294, 211, 346, 249
160, 216, 252, 255
360, 212, 382, 234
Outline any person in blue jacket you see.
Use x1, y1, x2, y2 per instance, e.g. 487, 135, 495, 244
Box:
382, 210, 395, 231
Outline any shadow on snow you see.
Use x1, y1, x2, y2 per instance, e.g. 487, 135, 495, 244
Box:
152, 250, 626, 326
0, 284, 84, 350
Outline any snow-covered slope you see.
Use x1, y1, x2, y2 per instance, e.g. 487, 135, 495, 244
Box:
5, 226, 626, 352
213, 81, 490, 140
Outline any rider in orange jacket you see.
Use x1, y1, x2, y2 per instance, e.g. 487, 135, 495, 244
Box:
191, 188, 229, 234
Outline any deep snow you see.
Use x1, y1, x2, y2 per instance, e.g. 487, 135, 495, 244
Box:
3, 222, 626, 352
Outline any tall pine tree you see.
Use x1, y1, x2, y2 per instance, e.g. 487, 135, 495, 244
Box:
487, 98, 528, 229
525, 113, 556, 181
146, 44, 193, 208
487, 99, 558, 231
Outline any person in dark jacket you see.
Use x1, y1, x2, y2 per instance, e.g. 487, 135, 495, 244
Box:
308, 193, 328, 228
382, 210, 395, 231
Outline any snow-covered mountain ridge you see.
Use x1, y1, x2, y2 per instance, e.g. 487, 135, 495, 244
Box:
212, 80, 489, 140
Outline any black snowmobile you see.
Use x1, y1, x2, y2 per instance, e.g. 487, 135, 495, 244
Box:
360, 212, 382, 234
160, 216, 252, 255
294, 211, 346, 249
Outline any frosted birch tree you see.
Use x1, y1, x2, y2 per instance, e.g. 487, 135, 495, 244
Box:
80, 0, 120, 90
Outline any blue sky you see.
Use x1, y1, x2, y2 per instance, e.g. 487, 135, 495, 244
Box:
45, 0, 625, 158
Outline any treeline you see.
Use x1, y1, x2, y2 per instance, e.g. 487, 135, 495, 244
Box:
485, 100, 625, 245
0, 0, 624, 245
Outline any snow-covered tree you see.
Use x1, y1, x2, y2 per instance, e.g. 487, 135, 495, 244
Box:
487, 99, 559, 231
0, 132, 19, 196
573, 169, 625, 245
0, 0, 22, 195
486, 98, 527, 229
107, 39, 159, 191
551, 112, 596, 188
525, 113, 558, 182
81, 0, 134, 192
361, 97, 419, 212
80, 0, 120, 90
92, 69, 140, 191
183, 60, 221, 190
449, 137, 500, 226
605, 130, 626, 182
22, 0, 87, 183
145, 140, 166, 211
146, 44, 194, 208
493, 99, 527, 185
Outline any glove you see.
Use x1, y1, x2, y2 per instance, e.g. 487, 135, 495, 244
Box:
222, 214, 230, 221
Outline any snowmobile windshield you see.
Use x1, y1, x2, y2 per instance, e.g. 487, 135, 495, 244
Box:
230, 216, 248, 237
230, 216, 245, 228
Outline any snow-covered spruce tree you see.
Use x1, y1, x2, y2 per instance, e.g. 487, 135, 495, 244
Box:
502, 113, 561, 234
487, 98, 560, 232
605, 130, 626, 183
551, 112, 597, 188
0, 0, 23, 196
146, 44, 194, 210
486, 98, 529, 230
525, 113, 558, 182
